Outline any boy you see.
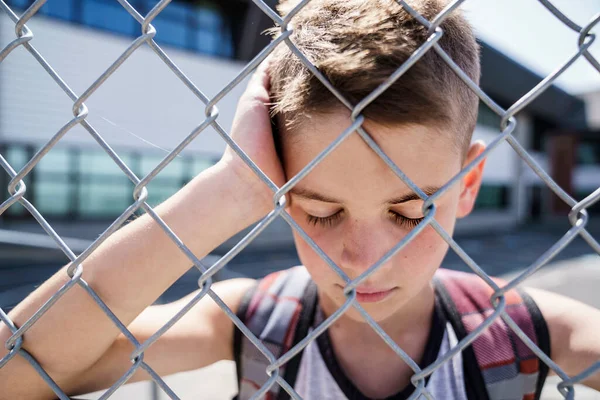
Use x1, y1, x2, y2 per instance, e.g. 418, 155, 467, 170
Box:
1, 0, 599, 399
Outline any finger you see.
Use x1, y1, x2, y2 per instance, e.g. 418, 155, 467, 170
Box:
245, 55, 274, 99
253, 53, 274, 85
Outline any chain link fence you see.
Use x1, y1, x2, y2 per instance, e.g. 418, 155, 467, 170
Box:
1, 0, 600, 399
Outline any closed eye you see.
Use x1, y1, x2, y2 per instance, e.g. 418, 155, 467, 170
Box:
306, 210, 344, 227
389, 211, 425, 229
306, 210, 424, 229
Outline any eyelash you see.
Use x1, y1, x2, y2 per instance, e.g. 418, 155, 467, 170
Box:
306, 210, 424, 229
306, 211, 344, 227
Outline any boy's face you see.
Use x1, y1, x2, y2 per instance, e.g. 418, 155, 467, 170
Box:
283, 110, 486, 323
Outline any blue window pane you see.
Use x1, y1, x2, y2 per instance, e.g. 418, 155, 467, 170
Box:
194, 30, 220, 54
3, 145, 31, 216
193, 8, 227, 55
158, 1, 188, 19
140, 0, 158, 14
78, 150, 134, 177
153, 17, 188, 48
196, 8, 220, 31
36, 179, 72, 215
5, 145, 29, 171
140, 154, 184, 178
82, 0, 136, 36
36, 147, 71, 174
79, 180, 132, 217
6, 201, 27, 216
41, 0, 74, 20
193, 8, 223, 54
220, 30, 234, 58
6, 0, 31, 10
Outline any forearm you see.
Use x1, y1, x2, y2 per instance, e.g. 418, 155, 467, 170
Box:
0, 161, 270, 377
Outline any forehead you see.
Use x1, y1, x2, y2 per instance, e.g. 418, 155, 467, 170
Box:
281, 111, 462, 198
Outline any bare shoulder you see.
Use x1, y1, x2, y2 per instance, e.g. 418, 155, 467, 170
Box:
162, 277, 258, 359
124, 277, 258, 369
206, 276, 258, 312
524, 287, 600, 389
524, 286, 600, 338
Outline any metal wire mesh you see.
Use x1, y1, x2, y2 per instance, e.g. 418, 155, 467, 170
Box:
1, 0, 600, 399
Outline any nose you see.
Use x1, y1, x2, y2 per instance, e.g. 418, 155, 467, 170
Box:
339, 220, 397, 279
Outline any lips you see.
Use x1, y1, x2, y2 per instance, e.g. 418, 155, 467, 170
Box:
354, 286, 397, 303
335, 284, 398, 303
355, 286, 394, 294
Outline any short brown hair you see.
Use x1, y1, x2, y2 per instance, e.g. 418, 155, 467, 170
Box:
267, 0, 480, 153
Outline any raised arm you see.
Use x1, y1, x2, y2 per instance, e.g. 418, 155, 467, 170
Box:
0, 59, 282, 398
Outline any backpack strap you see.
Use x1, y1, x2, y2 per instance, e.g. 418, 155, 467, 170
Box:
434, 269, 550, 400
233, 266, 318, 400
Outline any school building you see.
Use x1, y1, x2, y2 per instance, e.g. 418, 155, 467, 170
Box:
0, 0, 597, 249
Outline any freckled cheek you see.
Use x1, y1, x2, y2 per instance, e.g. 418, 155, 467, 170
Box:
293, 230, 340, 285
391, 227, 449, 276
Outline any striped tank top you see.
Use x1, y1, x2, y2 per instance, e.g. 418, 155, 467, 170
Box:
233, 266, 550, 400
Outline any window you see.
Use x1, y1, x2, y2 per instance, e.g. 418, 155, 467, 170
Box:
193, 7, 221, 54
0, 143, 217, 220
4, 146, 29, 172
36, 178, 72, 215
577, 140, 600, 166
78, 149, 135, 177
152, 17, 189, 48
5, 0, 32, 11
6, 0, 235, 58
36, 148, 71, 174
82, 0, 136, 36
474, 184, 509, 210
77, 149, 137, 217
132, 0, 233, 56
34, 147, 74, 216
40, 0, 75, 20
140, 153, 184, 178
2, 145, 32, 217
78, 179, 133, 217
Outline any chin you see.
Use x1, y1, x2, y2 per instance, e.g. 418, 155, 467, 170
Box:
337, 293, 404, 323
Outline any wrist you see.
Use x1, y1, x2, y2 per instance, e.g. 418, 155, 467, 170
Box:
210, 160, 275, 224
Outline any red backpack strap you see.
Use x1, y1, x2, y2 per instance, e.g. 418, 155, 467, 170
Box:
233, 266, 317, 400
434, 269, 550, 400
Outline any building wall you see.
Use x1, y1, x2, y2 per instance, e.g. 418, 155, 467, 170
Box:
0, 12, 246, 156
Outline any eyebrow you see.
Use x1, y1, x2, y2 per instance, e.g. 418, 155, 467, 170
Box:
289, 186, 441, 204
388, 186, 440, 204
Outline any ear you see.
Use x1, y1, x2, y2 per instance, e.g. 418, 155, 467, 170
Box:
456, 140, 487, 219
